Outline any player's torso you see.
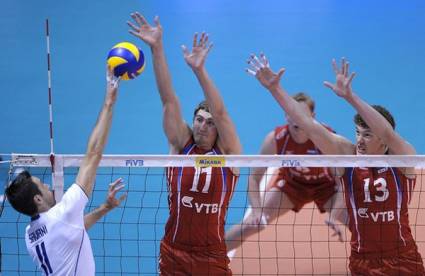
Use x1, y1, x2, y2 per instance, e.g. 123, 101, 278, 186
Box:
275, 125, 333, 184
164, 141, 238, 247
25, 214, 93, 275
342, 167, 416, 255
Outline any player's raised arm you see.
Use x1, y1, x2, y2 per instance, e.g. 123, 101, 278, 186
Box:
84, 178, 127, 230
248, 53, 353, 155
182, 32, 241, 155
324, 58, 416, 156
128, 12, 190, 152
75, 67, 119, 197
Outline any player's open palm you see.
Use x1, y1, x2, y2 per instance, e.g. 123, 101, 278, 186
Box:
247, 53, 285, 92
182, 32, 213, 70
324, 58, 356, 99
128, 12, 162, 48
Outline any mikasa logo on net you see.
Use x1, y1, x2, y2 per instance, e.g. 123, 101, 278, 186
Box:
181, 196, 218, 214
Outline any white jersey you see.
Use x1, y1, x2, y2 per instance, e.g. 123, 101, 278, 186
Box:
25, 184, 95, 276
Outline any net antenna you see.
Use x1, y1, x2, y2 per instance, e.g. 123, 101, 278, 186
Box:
45, 19, 64, 201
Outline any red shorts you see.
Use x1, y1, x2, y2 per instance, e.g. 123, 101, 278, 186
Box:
266, 169, 336, 213
349, 246, 425, 276
159, 240, 232, 275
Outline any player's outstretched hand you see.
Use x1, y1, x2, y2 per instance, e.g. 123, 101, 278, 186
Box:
128, 12, 163, 48
182, 32, 213, 71
246, 53, 285, 92
323, 58, 356, 100
104, 178, 127, 210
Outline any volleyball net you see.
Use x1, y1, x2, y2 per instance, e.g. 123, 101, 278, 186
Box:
1, 154, 424, 275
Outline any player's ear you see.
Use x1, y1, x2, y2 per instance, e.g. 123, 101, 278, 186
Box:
33, 194, 43, 206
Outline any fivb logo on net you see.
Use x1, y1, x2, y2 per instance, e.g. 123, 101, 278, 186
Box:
281, 159, 301, 167
125, 159, 144, 167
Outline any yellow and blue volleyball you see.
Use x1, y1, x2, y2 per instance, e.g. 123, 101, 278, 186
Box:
107, 42, 145, 80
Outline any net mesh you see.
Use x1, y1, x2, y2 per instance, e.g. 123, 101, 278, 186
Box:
1, 154, 424, 275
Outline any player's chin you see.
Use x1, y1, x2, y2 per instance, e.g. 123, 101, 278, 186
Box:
356, 149, 367, 155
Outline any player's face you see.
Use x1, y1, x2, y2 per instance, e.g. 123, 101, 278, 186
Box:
286, 102, 314, 142
192, 109, 218, 150
32, 177, 56, 209
355, 125, 387, 155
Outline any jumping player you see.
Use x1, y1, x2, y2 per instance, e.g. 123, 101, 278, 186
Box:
128, 12, 242, 275
5, 67, 124, 275
247, 53, 424, 276
225, 91, 346, 252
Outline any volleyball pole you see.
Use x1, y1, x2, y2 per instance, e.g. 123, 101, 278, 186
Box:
45, 19, 64, 200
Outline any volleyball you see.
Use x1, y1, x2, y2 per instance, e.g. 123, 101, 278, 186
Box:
107, 42, 145, 80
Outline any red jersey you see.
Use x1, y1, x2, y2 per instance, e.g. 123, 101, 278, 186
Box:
341, 167, 417, 257
275, 125, 334, 185
164, 139, 238, 248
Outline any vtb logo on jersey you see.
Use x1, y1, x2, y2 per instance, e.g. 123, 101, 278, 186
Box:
357, 208, 395, 222
181, 196, 218, 214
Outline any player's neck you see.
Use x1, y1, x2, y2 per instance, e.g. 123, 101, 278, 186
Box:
290, 131, 309, 144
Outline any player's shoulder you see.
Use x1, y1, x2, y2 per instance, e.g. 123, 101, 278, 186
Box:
319, 122, 336, 133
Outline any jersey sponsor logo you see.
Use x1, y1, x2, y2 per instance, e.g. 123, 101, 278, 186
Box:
357, 208, 395, 222
195, 156, 225, 168
275, 128, 287, 140
125, 159, 144, 167
29, 225, 48, 243
370, 211, 394, 222
357, 208, 369, 218
377, 167, 388, 174
281, 159, 301, 167
181, 195, 218, 214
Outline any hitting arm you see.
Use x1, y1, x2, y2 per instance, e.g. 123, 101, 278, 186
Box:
75, 68, 119, 197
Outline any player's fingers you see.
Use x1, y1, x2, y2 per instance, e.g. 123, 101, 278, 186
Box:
129, 30, 141, 38
154, 15, 160, 27
199, 32, 206, 46
109, 178, 123, 190
260, 52, 270, 67
181, 45, 189, 56
248, 56, 260, 71
204, 33, 209, 47
246, 68, 256, 76
323, 81, 335, 91
206, 42, 213, 54
277, 68, 286, 79
341, 57, 346, 76
127, 21, 140, 32
134, 12, 149, 26
347, 72, 356, 86
252, 54, 264, 68
193, 32, 198, 48
344, 61, 350, 77
331, 58, 339, 75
